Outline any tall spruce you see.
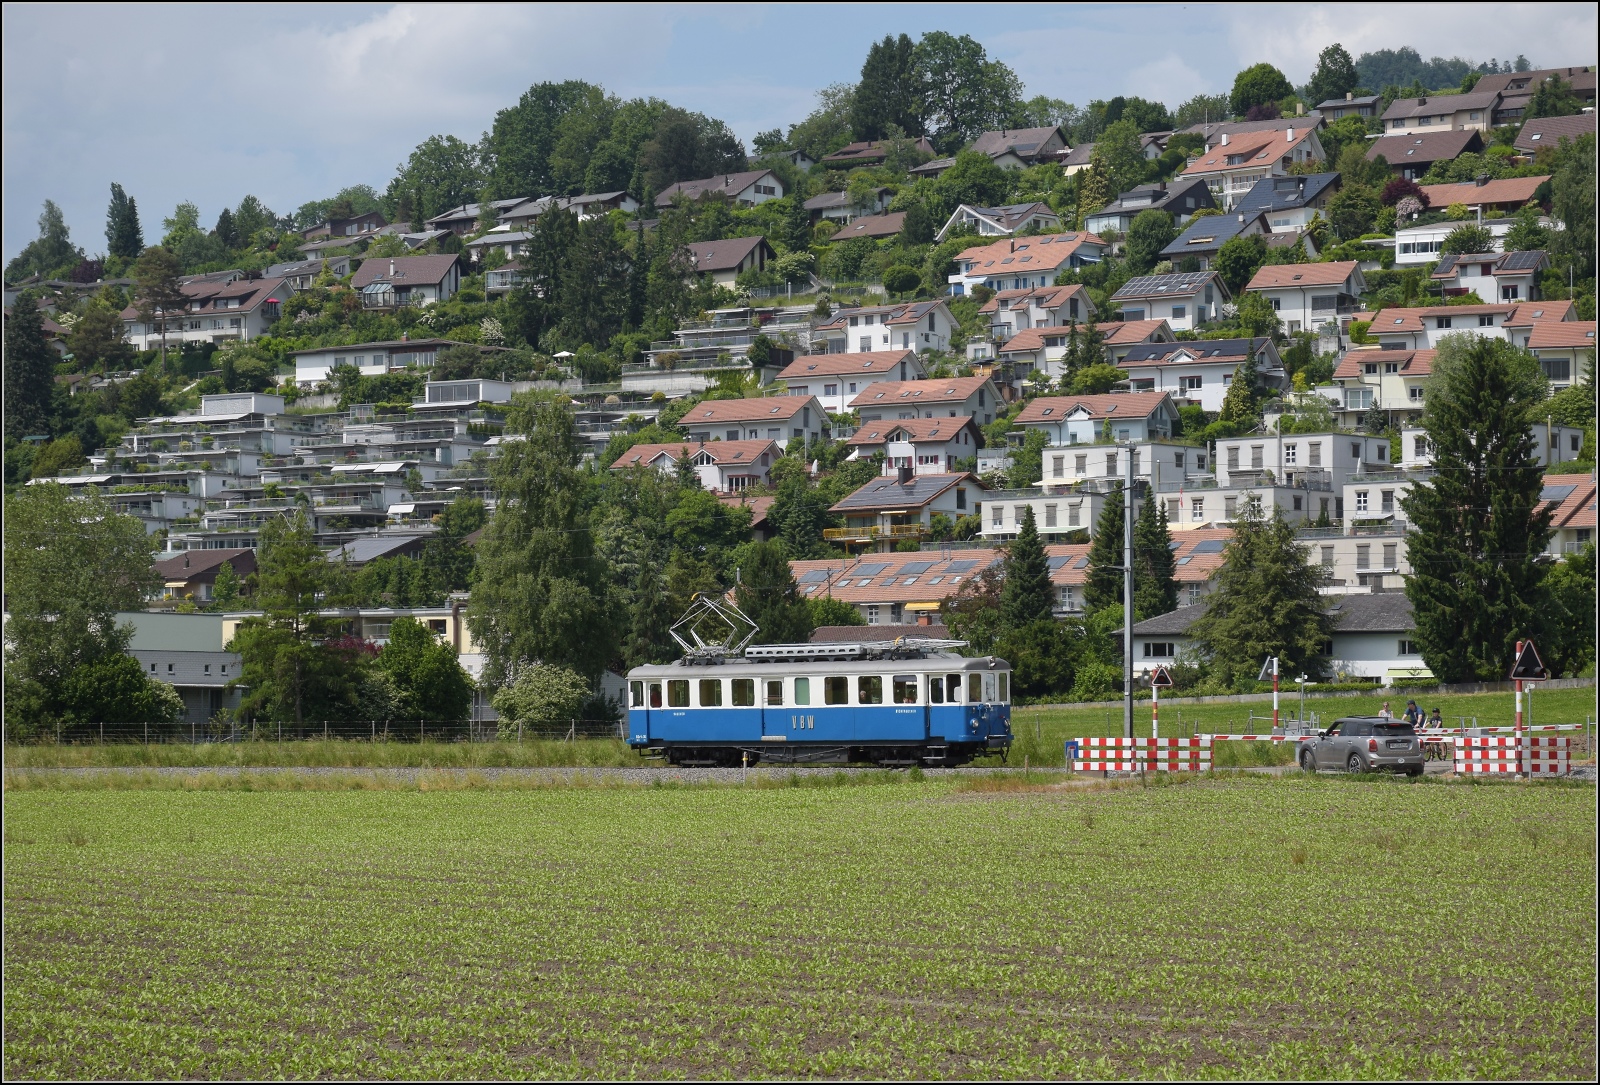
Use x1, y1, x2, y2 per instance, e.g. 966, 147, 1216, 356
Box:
1083, 482, 1126, 611
735, 541, 814, 645
624, 564, 675, 666
105, 183, 144, 259
1001, 505, 1055, 626
467, 392, 617, 687
851, 34, 923, 140
1401, 336, 1553, 681
3, 294, 55, 440
1132, 497, 1178, 619
1188, 504, 1332, 687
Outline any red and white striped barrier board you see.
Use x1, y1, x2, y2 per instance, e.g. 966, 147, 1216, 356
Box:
1204, 734, 1313, 742
1454, 736, 1571, 776
1077, 736, 1212, 772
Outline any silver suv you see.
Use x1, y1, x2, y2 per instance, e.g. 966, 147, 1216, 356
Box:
1299, 716, 1424, 776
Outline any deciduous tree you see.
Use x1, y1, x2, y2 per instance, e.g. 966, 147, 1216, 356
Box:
1230, 63, 1293, 115
1306, 44, 1360, 106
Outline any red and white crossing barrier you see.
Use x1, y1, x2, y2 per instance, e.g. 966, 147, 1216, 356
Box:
1454, 735, 1571, 777
1076, 736, 1213, 772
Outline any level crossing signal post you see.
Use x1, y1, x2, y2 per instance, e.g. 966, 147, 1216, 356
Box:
1258, 656, 1280, 730
1149, 664, 1173, 738
1510, 638, 1548, 775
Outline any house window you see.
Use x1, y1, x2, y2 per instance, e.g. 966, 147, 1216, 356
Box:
1398, 639, 1420, 656
1187, 583, 1202, 604
1191, 497, 1204, 521
1068, 504, 1081, 527
1414, 435, 1429, 458
859, 337, 872, 351
1181, 375, 1202, 391
1143, 642, 1176, 658
1044, 504, 1057, 528
824, 383, 838, 396
1270, 298, 1281, 311
992, 506, 1004, 527
1293, 495, 1303, 511
1384, 543, 1398, 567
1501, 284, 1520, 301
1074, 454, 1087, 474
1321, 545, 1334, 567
1410, 386, 1425, 401
1436, 316, 1452, 329
1283, 443, 1297, 465
1224, 496, 1237, 519
1171, 305, 1186, 320
1226, 447, 1239, 470
1355, 490, 1369, 513
1105, 452, 1118, 476
1250, 445, 1263, 469
1381, 490, 1395, 514
1308, 442, 1321, 467
1541, 358, 1572, 381
1478, 315, 1495, 327
1385, 363, 1399, 374
1051, 455, 1064, 478
1356, 544, 1371, 569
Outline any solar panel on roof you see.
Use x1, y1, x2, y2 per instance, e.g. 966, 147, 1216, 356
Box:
1540, 484, 1577, 503
1192, 540, 1225, 553
897, 560, 934, 574
944, 560, 977, 573
1047, 556, 1071, 570
1074, 557, 1089, 568
853, 562, 889, 576
797, 570, 830, 584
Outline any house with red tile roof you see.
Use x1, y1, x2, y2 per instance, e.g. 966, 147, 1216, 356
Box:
1331, 347, 1438, 423
777, 349, 924, 413
946, 232, 1108, 296
1539, 473, 1597, 557
1246, 261, 1364, 336
813, 300, 954, 356
121, 275, 293, 350
1527, 320, 1595, 388
610, 439, 778, 493
847, 416, 981, 475
850, 376, 1004, 426
827, 472, 984, 553
790, 547, 1002, 625
1012, 391, 1179, 444
1418, 176, 1549, 216
679, 395, 825, 449
350, 255, 461, 310
1178, 125, 1325, 210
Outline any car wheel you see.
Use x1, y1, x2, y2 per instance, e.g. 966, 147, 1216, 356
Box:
1346, 752, 1365, 774
1405, 766, 1423, 777
1299, 748, 1316, 773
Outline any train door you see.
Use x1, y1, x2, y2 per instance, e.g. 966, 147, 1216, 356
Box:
927, 671, 962, 741
760, 676, 795, 740
887, 673, 926, 741
627, 680, 656, 745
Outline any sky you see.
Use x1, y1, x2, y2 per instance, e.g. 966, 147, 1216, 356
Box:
4, 2, 1595, 263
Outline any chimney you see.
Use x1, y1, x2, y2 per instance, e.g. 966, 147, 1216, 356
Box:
1010, 239, 1015, 252
1296, 101, 1305, 115
1476, 174, 1489, 186
1237, 213, 1245, 224
1220, 132, 1229, 146
1345, 91, 1353, 101
897, 464, 913, 485
1286, 126, 1295, 141
389, 260, 396, 277
1418, 96, 1427, 105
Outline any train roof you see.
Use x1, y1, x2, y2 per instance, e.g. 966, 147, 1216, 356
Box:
627, 649, 1009, 679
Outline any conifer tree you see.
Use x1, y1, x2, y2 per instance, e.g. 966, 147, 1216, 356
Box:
1001, 505, 1054, 626
735, 541, 814, 644
1133, 496, 1178, 619
1188, 504, 1332, 688
1402, 336, 1554, 681
3, 295, 55, 440
783, 195, 811, 252
850, 33, 922, 140
625, 564, 676, 666
105, 183, 143, 259
1083, 482, 1126, 612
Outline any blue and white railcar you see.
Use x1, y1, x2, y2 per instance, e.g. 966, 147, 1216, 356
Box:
626, 641, 1012, 766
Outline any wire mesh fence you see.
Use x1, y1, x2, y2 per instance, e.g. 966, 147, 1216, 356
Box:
10, 718, 627, 745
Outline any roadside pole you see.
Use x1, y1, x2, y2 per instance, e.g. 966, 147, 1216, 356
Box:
1514, 640, 1524, 731
1122, 443, 1134, 740
1149, 666, 1172, 741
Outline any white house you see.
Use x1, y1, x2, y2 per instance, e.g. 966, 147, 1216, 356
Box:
350, 255, 461, 310
828, 472, 984, 552
121, 275, 293, 350
1039, 439, 1211, 492
290, 337, 459, 387
847, 416, 982, 475
1541, 474, 1597, 557
813, 300, 955, 355
1245, 261, 1365, 336
657, 169, 784, 208
1358, 306, 1524, 351
777, 350, 925, 413
1110, 271, 1228, 332
1392, 219, 1517, 267
1431, 249, 1547, 304
1216, 430, 1389, 490
1178, 124, 1326, 210
945, 232, 1107, 295
679, 395, 825, 450
1527, 320, 1596, 388
935, 202, 1061, 242
610, 439, 779, 493
1012, 391, 1179, 445
850, 376, 1004, 427
1115, 339, 1285, 413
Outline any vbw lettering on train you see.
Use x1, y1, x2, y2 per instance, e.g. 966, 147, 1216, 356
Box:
791, 715, 814, 729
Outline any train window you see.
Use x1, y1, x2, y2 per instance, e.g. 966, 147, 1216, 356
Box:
731, 678, 755, 707
946, 675, 961, 702
629, 681, 644, 708
929, 676, 944, 704
765, 680, 783, 706
998, 673, 1009, 703
967, 673, 982, 703
893, 675, 918, 704
649, 683, 663, 708
698, 679, 723, 707
983, 674, 997, 703
824, 676, 849, 705
667, 680, 689, 707
794, 677, 811, 706
858, 675, 883, 704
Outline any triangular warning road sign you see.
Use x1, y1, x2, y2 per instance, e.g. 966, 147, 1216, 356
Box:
1510, 640, 1548, 682
1149, 665, 1174, 689
1257, 656, 1278, 682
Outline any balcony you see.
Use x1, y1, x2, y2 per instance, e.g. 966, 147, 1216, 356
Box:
822, 523, 927, 543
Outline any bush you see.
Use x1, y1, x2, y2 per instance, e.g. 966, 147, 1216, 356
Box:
491, 665, 591, 738
882, 265, 922, 295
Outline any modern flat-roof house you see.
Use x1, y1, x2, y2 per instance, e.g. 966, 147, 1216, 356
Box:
849, 376, 1004, 426
1513, 112, 1597, 153
1430, 249, 1547, 303
1160, 210, 1270, 269
847, 416, 981, 475
1392, 218, 1519, 266
1245, 261, 1365, 336
120, 275, 292, 350
946, 232, 1107, 296
827, 472, 983, 552
813, 300, 954, 355
610, 439, 779, 493
1084, 178, 1217, 234
1233, 172, 1342, 233
778, 349, 925, 413
1366, 129, 1486, 181
678, 395, 825, 450
1111, 271, 1228, 332
1116, 339, 1284, 413
684, 236, 775, 288
1012, 391, 1179, 445
935, 201, 1062, 242
291, 337, 460, 386
1178, 124, 1325, 210
657, 169, 785, 207
350, 255, 461, 310
1418, 175, 1550, 216
118, 611, 245, 725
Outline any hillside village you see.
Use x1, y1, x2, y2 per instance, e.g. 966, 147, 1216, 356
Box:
3, 37, 1595, 734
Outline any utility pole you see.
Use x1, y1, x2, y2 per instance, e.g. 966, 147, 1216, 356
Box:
1123, 440, 1135, 739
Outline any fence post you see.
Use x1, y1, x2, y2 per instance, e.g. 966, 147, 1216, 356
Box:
518, 720, 523, 743
99, 720, 104, 744
144, 721, 148, 744
371, 719, 375, 742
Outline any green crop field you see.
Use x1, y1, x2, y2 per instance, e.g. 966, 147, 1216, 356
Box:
4, 774, 1595, 1079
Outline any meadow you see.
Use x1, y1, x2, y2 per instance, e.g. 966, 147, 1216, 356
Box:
4, 773, 1594, 1079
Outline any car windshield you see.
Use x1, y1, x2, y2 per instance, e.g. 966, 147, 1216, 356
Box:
1374, 722, 1415, 735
